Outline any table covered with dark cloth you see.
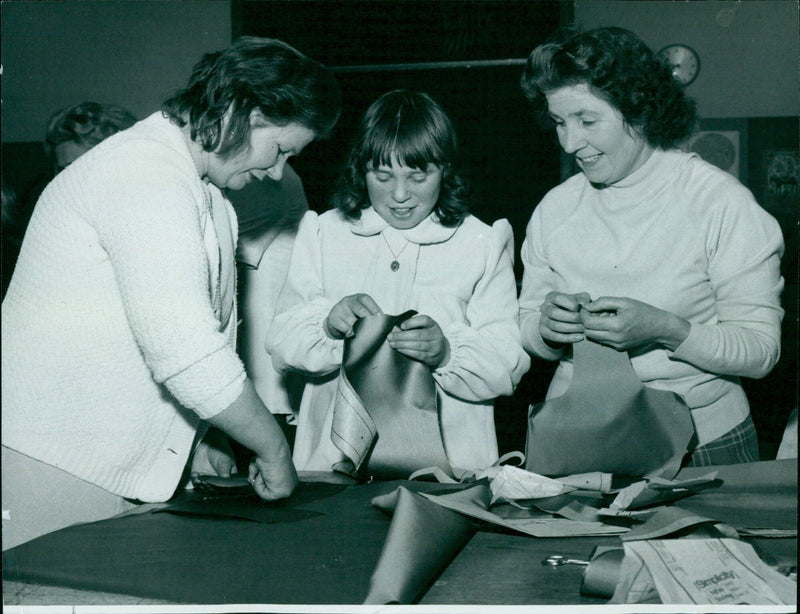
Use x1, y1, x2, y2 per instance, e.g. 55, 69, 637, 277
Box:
3, 460, 796, 607
3, 480, 422, 605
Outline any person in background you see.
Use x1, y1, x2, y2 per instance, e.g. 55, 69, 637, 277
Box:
267, 89, 530, 477
1, 177, 20, 298
45, 102, 139, 174
2, 102, 138, 299
228, 164, 309, 449
518, 27, 784, 466
1, 37, 341, 550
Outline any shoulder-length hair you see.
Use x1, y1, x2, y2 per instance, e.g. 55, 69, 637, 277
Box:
520, 27, 696, 149
331, 89, 469, 227
162, 36, 341, 159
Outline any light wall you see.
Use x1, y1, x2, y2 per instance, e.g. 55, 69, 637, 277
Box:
574, 0, 799, 118
1, 1, 232, 142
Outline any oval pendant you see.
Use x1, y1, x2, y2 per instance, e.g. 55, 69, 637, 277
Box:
390, 260, 400, 272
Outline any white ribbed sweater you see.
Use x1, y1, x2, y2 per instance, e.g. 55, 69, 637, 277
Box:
1, 112, 244, 502
519, 148, 784, 445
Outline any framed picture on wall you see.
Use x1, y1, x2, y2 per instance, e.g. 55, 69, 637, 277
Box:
764, 150, 799, 202
685, 118, 749, 186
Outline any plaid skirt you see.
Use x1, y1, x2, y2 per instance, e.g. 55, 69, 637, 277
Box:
686, 414, 760, 467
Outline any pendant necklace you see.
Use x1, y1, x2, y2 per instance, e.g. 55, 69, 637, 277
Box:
382, 233, 410, 272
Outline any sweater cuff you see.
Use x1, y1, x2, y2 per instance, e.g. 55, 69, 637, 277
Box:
670, 323, 729, 374
166, 348, 247, 420
532, 335, 566, 362
671, 323, 702, 359
520, 311, 564, 361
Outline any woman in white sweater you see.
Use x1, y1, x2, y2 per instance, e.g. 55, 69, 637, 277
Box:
518, 27, 784, 466
1, 37, 341, 549
267, 90, 530, 477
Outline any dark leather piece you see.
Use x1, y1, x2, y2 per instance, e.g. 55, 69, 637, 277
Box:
365, 485, 478, 604
332, 311, 451, 479
526, 340, 694, 478
2, 480, 394, 604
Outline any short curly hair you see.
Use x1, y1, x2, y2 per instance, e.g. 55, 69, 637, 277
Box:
45, 102, 137, 159
520, 27, 697, 149
162, 36, 341, 160
331, 89, 470, 227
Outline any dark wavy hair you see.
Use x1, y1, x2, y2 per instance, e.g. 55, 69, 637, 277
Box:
520, 27, 697, 148
331, 89, 469, 227
162, 37, 341, 159
45, 102, 137, 159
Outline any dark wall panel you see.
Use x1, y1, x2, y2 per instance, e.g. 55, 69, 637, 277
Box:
236, 1, 568, 66
235, 0, 570, 278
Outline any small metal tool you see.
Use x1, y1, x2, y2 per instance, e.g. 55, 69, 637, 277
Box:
542, 554, 590, 567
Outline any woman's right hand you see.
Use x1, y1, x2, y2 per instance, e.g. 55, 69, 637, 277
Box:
324, 293, 382, 339
248, 445, 298, 501
539, 291, 591, 347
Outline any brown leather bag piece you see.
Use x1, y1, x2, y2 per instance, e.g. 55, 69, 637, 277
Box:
331, 311, 451, 480
526, 340, 695, 479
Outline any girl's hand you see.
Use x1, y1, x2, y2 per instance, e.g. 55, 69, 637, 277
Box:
324, 294, 382, 339
539, 291, 591, 347
580, 296, 690, 351
387, 314, 450, 368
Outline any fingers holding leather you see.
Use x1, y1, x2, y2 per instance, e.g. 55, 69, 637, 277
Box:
545, 291, 591, 313
326, 293, 383, 339
387, 316, 449, 367
249, 455, 298, 501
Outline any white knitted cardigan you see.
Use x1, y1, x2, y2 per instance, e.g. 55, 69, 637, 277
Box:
1, 112, 244, 502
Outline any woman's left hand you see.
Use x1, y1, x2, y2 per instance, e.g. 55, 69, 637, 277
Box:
387, 314, 450, 368
580, 296, 690, 351
191, 429, 238, 478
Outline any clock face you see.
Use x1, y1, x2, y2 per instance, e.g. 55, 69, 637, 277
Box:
658, 44, 700, 85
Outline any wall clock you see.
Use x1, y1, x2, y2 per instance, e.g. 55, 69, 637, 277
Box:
658, 43, 700, 86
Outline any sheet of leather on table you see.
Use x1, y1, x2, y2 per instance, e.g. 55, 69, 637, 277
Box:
2, 480, 445, 605
673, 459, 797, 530
365, 485, 478, 604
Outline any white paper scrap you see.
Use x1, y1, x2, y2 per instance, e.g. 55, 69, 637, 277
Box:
609, 480, 648, 511
557, 471, 613, 492
489, 465, 575, 503
613, 538, 796, 605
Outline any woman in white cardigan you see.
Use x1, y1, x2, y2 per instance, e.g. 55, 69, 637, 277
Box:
268, 90, 530, 477
518, 27, 784, 466
1, 37, 341, 549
